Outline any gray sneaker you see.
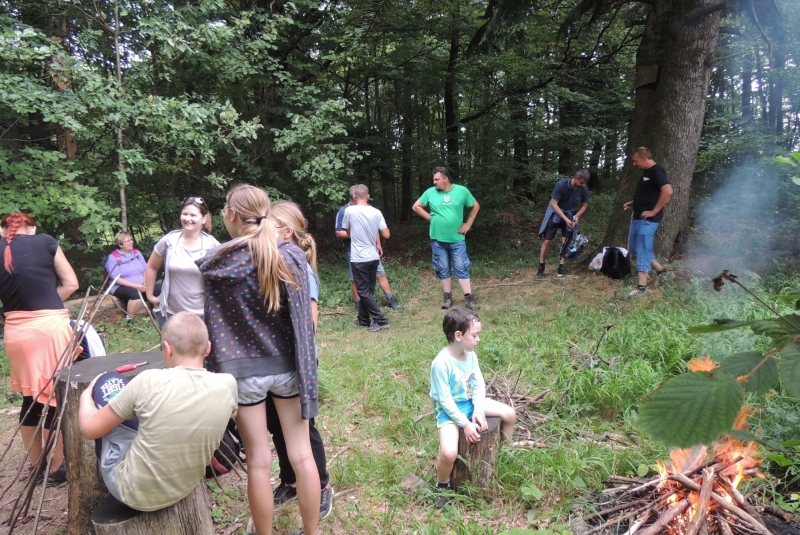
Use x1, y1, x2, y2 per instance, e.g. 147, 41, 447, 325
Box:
441, 293, 453, 309
464, 294, 479, 310
367, 322, 390, 333
319, 485, 334, 519
386, 295, 403, 310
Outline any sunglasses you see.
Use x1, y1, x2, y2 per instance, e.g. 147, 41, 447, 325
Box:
182, 196, 205, 205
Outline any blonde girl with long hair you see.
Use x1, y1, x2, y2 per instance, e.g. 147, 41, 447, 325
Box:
265, 201, 333, 519
198, 185, 319, 535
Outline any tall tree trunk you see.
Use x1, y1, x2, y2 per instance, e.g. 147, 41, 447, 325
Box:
400, 108, 413, 221
602, 130, 619, 181
510, 96, 529, 191
444, 22, 460, 178
557, 96, 577, 175
741, 51, 753, 122
588, 139, 602, 192
601, 0, 724, 258
114, 0, 128, 231
770, 51, 785, 136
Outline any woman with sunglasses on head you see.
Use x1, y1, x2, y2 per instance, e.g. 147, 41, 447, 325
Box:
199, 185, 319, 535
145, 197, 218, 325
0, 212, 79, 486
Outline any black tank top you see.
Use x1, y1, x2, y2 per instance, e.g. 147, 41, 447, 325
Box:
0, 234, 65, 312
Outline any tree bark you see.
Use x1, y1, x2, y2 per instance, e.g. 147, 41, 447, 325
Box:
400, 109, 414, 221
601, 0, 724, 258
91, 484, 214, 535
450, 417, 500, 490
741, 50, 753, 122
444, 21, 460, 178
511, 95, 530, 192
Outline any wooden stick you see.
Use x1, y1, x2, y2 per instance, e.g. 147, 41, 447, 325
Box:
413, 410, 433, 424
764, 505, 796, 523
607, 475, 647, 485
584, 498, 650, 521
638, 499, 691, 535
686, 468, 714, 535
585, 502, 656, 534
717, 475, 766, 527
623, 510, 652, 535
670, 473, 772, 535
717, 513, 734, 535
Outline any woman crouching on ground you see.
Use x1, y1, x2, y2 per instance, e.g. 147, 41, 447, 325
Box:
0, 212, 79, 485
199, 185, 319, 535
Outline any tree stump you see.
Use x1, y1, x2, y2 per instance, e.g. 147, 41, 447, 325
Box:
450, 416, 500, 491
57, 352, 161, 535
91, 483, 214, 535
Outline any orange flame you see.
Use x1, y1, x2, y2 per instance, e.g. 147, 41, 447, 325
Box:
688, 355, 718, 372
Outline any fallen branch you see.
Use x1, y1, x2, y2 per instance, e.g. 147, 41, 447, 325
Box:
638, 499, 690, 535
413, 410, 433, 424
686, 468, 714, 535
671, 473, 772, 535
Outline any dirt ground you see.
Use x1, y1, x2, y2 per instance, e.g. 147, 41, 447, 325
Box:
0, 407, 68, 535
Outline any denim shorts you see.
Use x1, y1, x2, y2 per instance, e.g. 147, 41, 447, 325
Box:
629, 219, 659, 272
346, 249, 385, 281
431, 240, 471, 280
237, 371, 299, 406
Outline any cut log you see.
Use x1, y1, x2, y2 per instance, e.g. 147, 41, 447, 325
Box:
450, 416, 500, 490
57, 352, 162, 535
91, 483, 214, 535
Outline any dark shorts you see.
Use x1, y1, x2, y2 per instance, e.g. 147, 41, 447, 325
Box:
542, 220, 572, 241
20, 396, 56, 429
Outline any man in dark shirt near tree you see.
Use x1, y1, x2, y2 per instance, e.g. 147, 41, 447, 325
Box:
536, 169, 590, 279
623, 147, 673, 295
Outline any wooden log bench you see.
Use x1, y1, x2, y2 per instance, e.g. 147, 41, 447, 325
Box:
57, 352, 214, 535
450, 416, 500, 490
91, 484, 214, 535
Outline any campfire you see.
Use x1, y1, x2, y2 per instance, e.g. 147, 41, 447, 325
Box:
586, 409, 771, 535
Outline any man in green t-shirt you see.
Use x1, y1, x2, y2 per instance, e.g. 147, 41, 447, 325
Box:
412, 167, 481, 310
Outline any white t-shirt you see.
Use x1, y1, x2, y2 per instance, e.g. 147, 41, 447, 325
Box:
342, 204, 387, 263
153, 231, 219, 316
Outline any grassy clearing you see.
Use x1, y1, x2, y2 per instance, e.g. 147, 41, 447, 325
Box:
1, 213, 799, 532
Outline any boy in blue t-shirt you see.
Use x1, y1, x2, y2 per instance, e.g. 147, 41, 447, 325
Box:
429, 308, 516, 507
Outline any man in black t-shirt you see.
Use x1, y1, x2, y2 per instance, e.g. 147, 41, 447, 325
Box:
623, 147, 673, 295
537, 169, 590, 279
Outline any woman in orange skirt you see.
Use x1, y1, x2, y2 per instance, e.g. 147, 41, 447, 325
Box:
0, 212, 79, 485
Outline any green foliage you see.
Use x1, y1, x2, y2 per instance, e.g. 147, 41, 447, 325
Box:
775, 152, 800, 186
718, 352, 778, 395
640, 275, 800, 449
638, 371, 745, 448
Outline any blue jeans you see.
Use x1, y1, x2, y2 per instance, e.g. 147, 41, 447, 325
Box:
431, 240, 471, 280
629, 219, 659, 272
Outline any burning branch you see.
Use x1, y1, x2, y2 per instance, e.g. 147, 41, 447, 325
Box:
586, 436, 772, 535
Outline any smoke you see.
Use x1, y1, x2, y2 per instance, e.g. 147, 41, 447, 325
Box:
685, 161, 782, 277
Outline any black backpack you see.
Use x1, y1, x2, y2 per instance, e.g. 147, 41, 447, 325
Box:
600, 247, 631, 279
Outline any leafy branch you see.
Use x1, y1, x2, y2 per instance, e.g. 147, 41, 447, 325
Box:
638, 271, 800, 448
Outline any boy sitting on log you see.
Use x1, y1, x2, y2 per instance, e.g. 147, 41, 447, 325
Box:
429, 308, 517, 508
78, 312, 238, 511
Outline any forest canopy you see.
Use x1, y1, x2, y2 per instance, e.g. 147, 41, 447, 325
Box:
1, 0, 798, 266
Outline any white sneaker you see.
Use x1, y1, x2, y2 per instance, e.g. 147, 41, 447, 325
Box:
629, 287, 647, 296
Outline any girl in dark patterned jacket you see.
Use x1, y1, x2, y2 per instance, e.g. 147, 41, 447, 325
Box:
198, 185, 319, 535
